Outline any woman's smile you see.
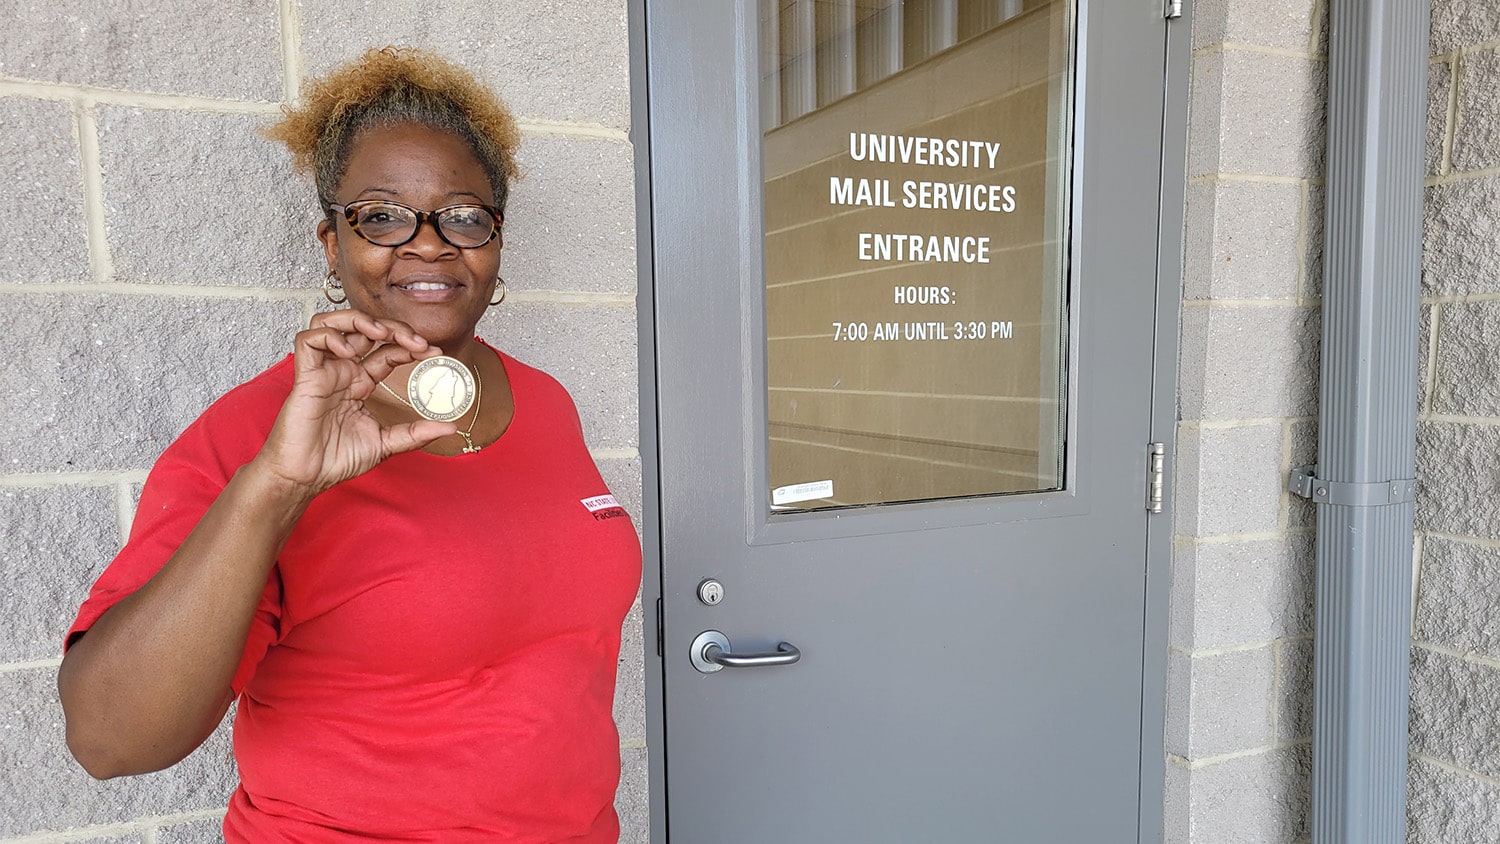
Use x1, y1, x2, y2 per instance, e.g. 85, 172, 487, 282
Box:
394, 274, 465, 301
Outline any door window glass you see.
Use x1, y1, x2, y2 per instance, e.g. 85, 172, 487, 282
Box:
761, 0, 1075, 511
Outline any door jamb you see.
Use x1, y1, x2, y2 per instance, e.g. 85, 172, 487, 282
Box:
626, 1, 668, 841
1141, 4, 1193, 843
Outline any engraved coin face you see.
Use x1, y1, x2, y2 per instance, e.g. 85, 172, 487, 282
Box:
407, 356, 475, 422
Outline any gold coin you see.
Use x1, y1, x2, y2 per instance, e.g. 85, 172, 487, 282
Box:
407, 356, 475, 422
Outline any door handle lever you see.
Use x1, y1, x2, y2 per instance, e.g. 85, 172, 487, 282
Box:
690, 629, 801, 673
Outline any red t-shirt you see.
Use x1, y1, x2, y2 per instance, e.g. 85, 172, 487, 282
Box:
67, 347, 642, 842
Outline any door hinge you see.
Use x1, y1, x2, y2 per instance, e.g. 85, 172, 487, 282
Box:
1166, 0, 1184, 19
655, 597, 664, 658
1146, 442, 1166, 513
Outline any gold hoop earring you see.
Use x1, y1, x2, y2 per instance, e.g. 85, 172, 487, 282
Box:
323, 269, 347, 305
489, 276, 507, 307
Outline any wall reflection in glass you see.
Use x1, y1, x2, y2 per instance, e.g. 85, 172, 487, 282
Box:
762, 0, 1074, 511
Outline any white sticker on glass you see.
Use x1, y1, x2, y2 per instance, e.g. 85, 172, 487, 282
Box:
771, 480, 835, 506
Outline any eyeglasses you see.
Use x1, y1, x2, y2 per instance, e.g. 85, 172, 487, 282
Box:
326, 199, 503, 248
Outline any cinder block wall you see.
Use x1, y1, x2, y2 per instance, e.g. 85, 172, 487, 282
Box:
1165, 1, 1327, 840
1410, 1, 1500, 837
0, 2, 646, 841
1170, 0, 1500, 841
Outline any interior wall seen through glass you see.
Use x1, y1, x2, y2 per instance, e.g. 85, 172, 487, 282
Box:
760, 0, 1074, 512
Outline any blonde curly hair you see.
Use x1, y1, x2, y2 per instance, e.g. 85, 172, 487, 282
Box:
264, 47, 522, 214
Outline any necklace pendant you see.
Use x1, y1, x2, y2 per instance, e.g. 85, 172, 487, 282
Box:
457, 432, 480, 454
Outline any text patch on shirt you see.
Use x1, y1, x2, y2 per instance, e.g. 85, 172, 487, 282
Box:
581, 494, 628, 521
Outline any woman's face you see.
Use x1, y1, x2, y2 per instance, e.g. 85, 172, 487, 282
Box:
318, 121, 502, 352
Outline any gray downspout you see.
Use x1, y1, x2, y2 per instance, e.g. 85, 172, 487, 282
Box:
1296, 0, 1427, 840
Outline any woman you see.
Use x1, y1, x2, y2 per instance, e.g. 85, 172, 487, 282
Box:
57, 47, 642, 842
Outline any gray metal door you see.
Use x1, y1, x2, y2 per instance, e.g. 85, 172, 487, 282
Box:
643, 1, 1169, 840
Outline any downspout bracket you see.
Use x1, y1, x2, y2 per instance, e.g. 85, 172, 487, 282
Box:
1288, 465, 1416, 506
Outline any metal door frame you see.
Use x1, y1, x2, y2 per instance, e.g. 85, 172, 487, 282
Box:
627, 2, 1193, 840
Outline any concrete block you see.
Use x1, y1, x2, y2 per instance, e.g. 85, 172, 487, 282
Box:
0, 668, 237, 836
1432, 300, 1500, 416
1165, 649, 1191, 757
1276, 637, 1314, 742
0, 1, 281, 101
1166, 646, 1277, 759
127, 483, 145, 534
155, 816, 226, 843
1301, 183, 1323, 299
505, 137, 637, 295
1178, 304, 1320, 420
1415, 537, 1500, 660
0, 486, 119, 663
1287, 418, 1317, 530
1163, 758, 1190, 844
0, 293, 302, 474
1183, 180, 1303, 300
1174, 423, 1286, 537
613, 599, 646, 743
1407, 755, 1500, 844
478, 301, 638, 449
1419, 303, 1434, 413
1453, 49, 1500, 172
596, 456, 643, 531
1174, 745, 1311, 843
1409, 646, 1500, 779
1415, 422, 1500, 539
616, 745, 650, 844
1189, 50, 1326, 179
1432, 0, 1500, 56
1313, 0, 1327, 57
98, 107, 325, 288
1190, 0, 1318, 52
0, 98, 89, 284
1429, 61, 1453, 177
297, 0, 631, 129
1424, 176, 1500, 296
1169, 553, 1194, 650
1187, 55, 1225, 178
1170, 535, 1315, 651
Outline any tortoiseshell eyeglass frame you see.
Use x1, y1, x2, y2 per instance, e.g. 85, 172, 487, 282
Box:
324, 199, 504, 248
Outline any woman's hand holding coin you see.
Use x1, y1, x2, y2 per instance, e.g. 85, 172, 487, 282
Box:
252, 309, 458, 496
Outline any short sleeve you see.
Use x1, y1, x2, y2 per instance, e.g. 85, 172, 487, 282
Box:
64, 367, 291, 697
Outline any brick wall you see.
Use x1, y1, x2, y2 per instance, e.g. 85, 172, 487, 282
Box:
1170, 0, 1500, 841
1410, 0, 1500, 837
1165, 1, 1327, 840
0, 2, 645, 841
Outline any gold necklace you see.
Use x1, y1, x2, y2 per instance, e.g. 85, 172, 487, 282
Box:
377, 361, 484, 453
